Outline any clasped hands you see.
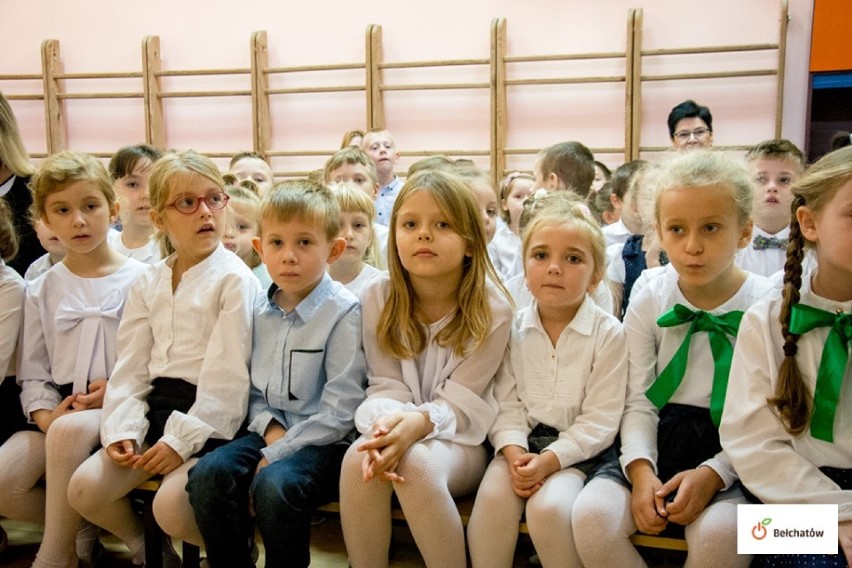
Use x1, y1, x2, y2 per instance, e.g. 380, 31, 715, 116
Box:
358, 410, 432, 483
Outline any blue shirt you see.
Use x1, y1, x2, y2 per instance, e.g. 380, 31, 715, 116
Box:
248, 273, 367, 463
374, 176, 403, 227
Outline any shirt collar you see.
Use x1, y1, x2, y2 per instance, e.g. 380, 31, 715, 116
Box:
0, 174, 15, 198
752, 225, 790, 240
518, 294, 597, 339
266, 272, 338, 320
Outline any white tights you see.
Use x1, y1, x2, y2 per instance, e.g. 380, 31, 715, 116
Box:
0, 429, 46, 525
339, 438, 487, 568
467, 455, 586, 568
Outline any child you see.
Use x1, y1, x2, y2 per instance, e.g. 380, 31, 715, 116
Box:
229, 151, 275, 196
587, 181, 617, 226
67, 150, 259, 565
222, 184, 272, 289
467, 201, 628, 567
328, 182, 385, 294
491, 171, 535, 283
340, 129, 365, 148
361, 128, 402, 226
0, 152, 147, 567
455, 166, 509, 280
324, 146, 389, 257
187, 180, 368, 567
572, 150, 772, 568
339, 169, 514, 568
592, 160, 612, 192
532, 141, 596, 198
720, 146, 852, 567
24, 218, 65, 281
108, 144, 163, 265
602, 160, 647, 247
735, 139, 806, 277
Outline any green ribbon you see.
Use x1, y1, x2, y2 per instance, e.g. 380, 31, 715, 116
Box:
645, 304, 744, 426
788, 304, 852, 443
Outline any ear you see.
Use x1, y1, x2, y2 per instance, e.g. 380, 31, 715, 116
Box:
609, 193, 623, 211
371, 183, 379, 200
327, 237, 346, 264
149, 208, 165, 232
110, 201, 121, 225
737, 218, 754, 250
587, 273, 602, 294
251, 236, 264, 262
796, 205, 818, 243
547, 172, 562, 191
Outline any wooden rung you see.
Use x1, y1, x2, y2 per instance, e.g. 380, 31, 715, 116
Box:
506, 76, 625, 86
381, 82, 489, 91
134, 480, 162, 492
642, 69, 776, 82
641, 43, 778, 56
266, 63, 365, 74
380, 58, 490, 70
3, 94, 44, 101
266, 150, 336, 157
266, 85, 366, 95
54, 71, 143, 80
400, 150, 490, 157
157, 90, 252, 98
639, 144, 754, 152
504, 147, 625, 156
57, 92, 143, 100
155, 68, 250, 77
630, 534, 689, 551
0, 73, 43, 80
505, 51, 626, 63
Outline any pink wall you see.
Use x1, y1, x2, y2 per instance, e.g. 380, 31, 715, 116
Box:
1, 0, 813, 173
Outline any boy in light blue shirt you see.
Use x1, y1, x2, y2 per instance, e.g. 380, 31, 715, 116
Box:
187, 180, 367, 568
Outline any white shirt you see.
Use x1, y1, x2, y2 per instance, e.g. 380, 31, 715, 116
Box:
252, 262, 273, 291
602, 219, 631, 248
24, 253, 56, 282
100, 244, 260, 460
354, 275, 513, 446
620, 264, 773, 489
720, 273, 852, 522
343, 263, 384, 298
488, 221, 522, 283
489, 296, 628, 468
605, 242, 626, 285
505, 272, 614, 316
17, 258, 148, 415
107, 228, 161, 265
0, 261, 25, 378
735, 226, 789, 277
374, 222, 389, 267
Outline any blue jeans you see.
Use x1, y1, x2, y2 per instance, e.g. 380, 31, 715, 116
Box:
186, 432, 347, 568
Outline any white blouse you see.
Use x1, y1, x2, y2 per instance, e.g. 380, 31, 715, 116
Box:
17, 258, 148, 416
107, 228, 161, 265
488, 221, 523, 283
735, 226, 789, 278
489, 296, 628, 468
620, 264, 774, 489
343, 263, 384, 298
100, 244, 260, 460
0, 261, 25, 378
355, 275, 513, 446
720, 273, 852, 522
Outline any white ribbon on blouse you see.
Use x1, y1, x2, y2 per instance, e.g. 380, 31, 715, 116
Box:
54, 289, 123, 395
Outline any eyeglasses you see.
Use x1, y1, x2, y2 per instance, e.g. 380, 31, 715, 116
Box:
673, 127, 711, 143
167, 192, 229, 214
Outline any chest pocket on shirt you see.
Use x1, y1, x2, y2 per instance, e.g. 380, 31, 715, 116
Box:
288, 349, 324, 401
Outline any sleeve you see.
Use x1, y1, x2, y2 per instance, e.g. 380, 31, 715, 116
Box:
546, 320, 628, 469
260, 304, 367, 463
17, 279, 62, 417
488, 340, 531, 453
720, 305, 852, 522
0, 270, 24, 379
618, 287, 662, 479
161, 273, 256, 460
100, 274, 156, 448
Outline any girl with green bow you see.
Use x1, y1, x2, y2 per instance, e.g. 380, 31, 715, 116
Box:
573, 150, 771, 568
721, 145, 852, 568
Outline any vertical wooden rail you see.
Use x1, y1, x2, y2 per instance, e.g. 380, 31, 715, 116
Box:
491, 18, 507, 188
251, 31, 271, 160
630, 8, 643, 161
41, 40, 65, 154
775, 0, 789, 138
624, 9, 636, 162
142, 36, 165, 149
367, 24, 384, 130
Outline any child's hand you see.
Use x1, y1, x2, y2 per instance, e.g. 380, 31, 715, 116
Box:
358, 411, 432, 482
510, 452, 560, 498
106, 440, 140, 468
32, 394, 78, 434
627, 460, 668, 535
135, 441, 184, 475
656, 466, 724, 525
839, 520, 852, 566
71, 380, 107, 410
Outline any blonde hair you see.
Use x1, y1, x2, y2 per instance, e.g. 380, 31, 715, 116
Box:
148, 150, 225, 257
770, 145, 852, 436
0, 93, 34, 177
330, 182, 383, 269
653, 150, 753, 225
521, 196, 606, 286
225, 184, 262, 268
29, 151, 116, 220
379, 169, 509, 359
323, 147, 378, 187
0, 198, 18, 262
260, 179, 340, 241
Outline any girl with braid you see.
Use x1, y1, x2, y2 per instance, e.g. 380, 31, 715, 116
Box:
573, 150, 773, 567
721, 146, 852, 567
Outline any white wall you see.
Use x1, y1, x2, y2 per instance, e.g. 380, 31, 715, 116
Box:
1, 0, 813, 173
